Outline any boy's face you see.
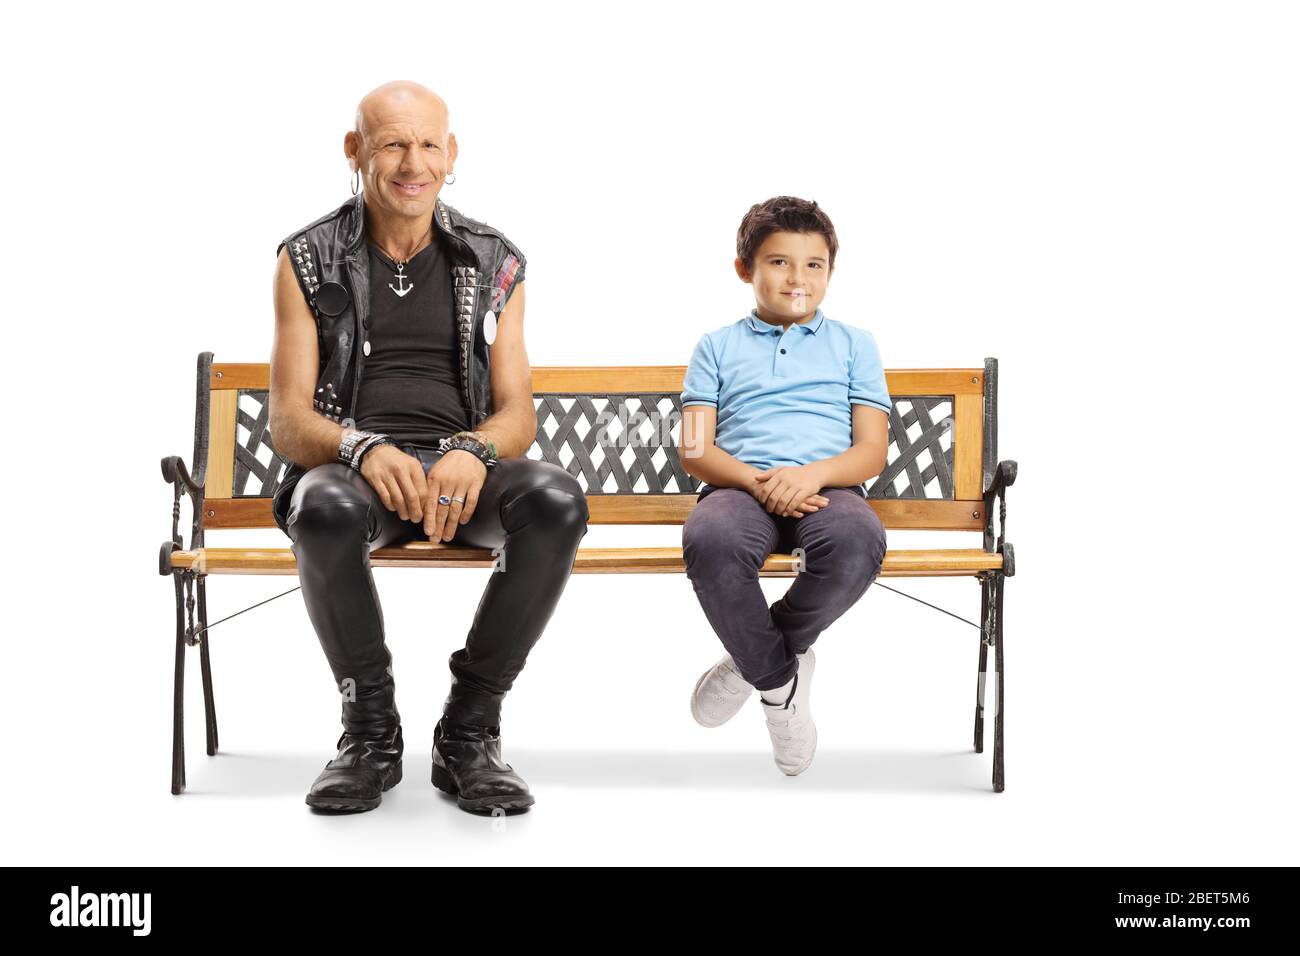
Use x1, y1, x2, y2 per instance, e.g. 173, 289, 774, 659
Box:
735, 230, 833, 326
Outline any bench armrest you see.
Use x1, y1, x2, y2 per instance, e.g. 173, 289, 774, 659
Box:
161, 455, 202, 497
983, 459, 1017, 502
160, 454, 206, 575
982, 459, 1017, 576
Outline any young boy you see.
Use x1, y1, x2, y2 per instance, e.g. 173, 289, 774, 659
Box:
679, 196, 891, 775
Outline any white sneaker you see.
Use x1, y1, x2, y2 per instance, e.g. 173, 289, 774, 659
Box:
690, 653, 754, 728
761, 648, 817, 775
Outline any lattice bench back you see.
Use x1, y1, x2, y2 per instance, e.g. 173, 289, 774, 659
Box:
186, 354, 998, 531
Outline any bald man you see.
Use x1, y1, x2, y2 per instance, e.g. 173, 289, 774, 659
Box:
268, 81, 588, 815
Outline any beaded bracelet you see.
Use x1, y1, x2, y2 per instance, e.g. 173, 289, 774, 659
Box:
451, 429, 497, 461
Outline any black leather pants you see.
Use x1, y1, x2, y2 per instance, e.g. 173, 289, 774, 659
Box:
283, 442, 589, 729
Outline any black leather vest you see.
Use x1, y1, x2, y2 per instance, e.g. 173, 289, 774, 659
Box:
270, 193, 526, 533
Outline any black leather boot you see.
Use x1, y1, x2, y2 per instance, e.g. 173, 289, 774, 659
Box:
430, 683, 534, 814
306, 678, 404, 812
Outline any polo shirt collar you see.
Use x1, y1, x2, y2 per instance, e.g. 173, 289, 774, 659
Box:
746, 307, 826, 335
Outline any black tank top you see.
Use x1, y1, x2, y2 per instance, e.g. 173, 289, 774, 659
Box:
352, 234, 471, 448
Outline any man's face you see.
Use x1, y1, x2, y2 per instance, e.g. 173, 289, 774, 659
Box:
737, 230, 834, 324
346, 100, 457, 222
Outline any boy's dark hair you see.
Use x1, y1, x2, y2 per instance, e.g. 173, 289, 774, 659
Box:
736, 196, 838, 274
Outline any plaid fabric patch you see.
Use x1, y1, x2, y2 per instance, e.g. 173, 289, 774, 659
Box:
489, 253, 522, 312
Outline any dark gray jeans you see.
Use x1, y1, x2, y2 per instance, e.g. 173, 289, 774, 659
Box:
681, 485, 887, 691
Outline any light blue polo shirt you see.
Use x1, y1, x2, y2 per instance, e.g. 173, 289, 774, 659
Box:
680, 307, 891, 473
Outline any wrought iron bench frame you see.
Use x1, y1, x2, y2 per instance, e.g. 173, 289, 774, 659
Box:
161, 352, 1017, 795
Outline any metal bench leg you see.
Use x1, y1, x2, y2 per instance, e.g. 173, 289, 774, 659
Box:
171, 572, 187, 795
992, 570, 1006, 793
197, 575, 218, 756
974, 573, 991, 753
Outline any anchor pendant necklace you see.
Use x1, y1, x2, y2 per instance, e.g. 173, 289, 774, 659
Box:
389, 260, 413, 298
372, 229, 432, 298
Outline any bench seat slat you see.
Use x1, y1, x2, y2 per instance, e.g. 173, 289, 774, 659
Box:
202, 496, 989, 530
169, 546, 1002, 578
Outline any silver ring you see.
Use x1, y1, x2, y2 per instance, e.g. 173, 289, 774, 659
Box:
437, 494, 451, 505
451, 496, 465, 503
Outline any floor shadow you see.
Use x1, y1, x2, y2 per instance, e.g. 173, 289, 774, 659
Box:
177, 748, 997, 797
510, 749, 997, 794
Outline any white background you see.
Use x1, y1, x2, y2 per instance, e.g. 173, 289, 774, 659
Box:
4, 0, 1297, 865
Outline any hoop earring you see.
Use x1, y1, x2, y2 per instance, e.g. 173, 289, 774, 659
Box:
351, 168, 360, 196
444, 172, 456, 185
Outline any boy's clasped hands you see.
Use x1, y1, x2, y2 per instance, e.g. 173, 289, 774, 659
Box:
748, 463, 831, 518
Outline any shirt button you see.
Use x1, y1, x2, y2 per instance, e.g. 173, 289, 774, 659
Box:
780, 348, 787, 354
363, 340, 371, 356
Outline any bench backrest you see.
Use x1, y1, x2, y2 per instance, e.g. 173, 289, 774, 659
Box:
187, 353, 998, 532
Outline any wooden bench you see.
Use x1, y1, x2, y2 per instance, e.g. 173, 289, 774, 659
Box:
161, 352, 1017, 795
